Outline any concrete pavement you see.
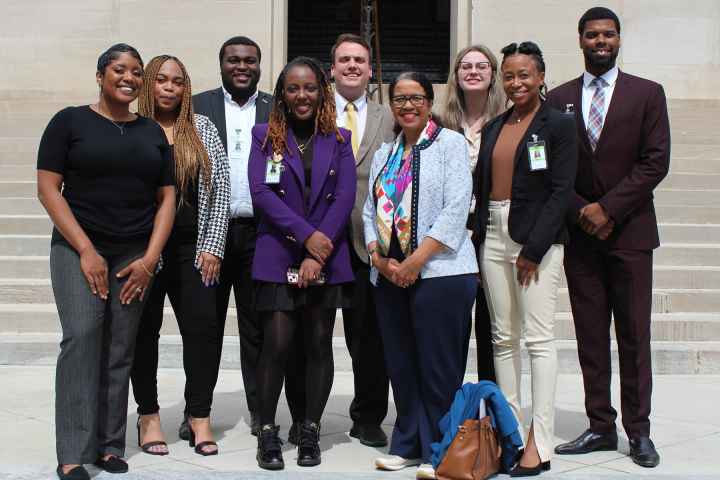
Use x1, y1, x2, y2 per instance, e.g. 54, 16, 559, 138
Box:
0, 367, 718, 479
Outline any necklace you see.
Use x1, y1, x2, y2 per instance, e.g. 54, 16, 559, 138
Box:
94, 104, 129, 135
297, 135, 314, 155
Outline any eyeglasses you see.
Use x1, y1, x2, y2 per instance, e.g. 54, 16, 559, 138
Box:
459, 62, 491, 72
391, 95, 427, 108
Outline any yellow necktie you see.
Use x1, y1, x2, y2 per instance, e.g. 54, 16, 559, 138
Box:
345, 102, 359, 158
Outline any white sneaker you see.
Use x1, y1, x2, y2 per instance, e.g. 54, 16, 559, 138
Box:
416, 463, 436, 479
375, 455, 422, 471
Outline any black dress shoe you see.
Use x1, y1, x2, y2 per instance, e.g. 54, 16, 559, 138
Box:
56, 465, 90, 480
250, 411, 261, 437
509, 460, 551, 477
256, 424, 284, 470
629, 437, 660, 468
349, 423, 388, 447
297, 420, 321, 467
288, 421, 302, 445
178, 414, 190, 441
93, 456, 128, 474
555, 429, 618, 455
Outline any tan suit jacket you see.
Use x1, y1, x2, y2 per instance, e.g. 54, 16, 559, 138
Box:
350, 99, 395, 262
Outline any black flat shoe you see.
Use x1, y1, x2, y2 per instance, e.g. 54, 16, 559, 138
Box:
257, 424, 284, 470
288, 421, 302, 445
56, 465, 89, 480
555, 429, 618, 455
93, 456, 128, 474
297, 420, 321, 467
137, 417, 169, 456
629, 437, 660, 468
509, 460, 551, 477
178, 414, 190, 441
349, 423, 388, 447
188, 420, 218, 456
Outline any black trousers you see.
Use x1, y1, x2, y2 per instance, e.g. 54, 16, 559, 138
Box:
565, 237, 653, 438
475, 285, 496, 382
216, 219, 304, 419
131, 239, 221, 418
342, 250, 389, 425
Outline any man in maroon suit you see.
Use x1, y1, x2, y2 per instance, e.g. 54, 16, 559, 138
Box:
548, 7, 670, 468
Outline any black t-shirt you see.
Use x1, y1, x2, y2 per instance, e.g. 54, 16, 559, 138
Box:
37, 106, 174, 254
170, 146, 200, 245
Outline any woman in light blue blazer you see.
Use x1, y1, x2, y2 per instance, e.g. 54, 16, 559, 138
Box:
363, 71, 478, 479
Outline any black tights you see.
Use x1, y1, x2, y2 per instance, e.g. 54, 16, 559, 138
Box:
257, 306, 336, 425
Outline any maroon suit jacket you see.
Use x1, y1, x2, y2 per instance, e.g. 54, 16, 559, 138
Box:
547, 71, 671, 250
248, 124, 356, 284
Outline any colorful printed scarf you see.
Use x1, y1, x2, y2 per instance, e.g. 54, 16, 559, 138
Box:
374, 119, 438, 256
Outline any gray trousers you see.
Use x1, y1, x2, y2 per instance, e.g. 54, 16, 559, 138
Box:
51, 241, 148, 464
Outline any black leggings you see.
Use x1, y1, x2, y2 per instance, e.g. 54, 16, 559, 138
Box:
131, 241, 221, 418
257, 306, 336, 425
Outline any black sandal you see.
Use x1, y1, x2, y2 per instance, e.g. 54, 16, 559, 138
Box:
137, 417, 169, 456
188, 419, 218, 456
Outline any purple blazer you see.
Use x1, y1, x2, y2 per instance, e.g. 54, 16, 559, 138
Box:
248, 123, 357, 284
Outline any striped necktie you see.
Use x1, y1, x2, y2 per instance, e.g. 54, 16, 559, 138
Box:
587, 77, 608, 151
345, 102, 359, 158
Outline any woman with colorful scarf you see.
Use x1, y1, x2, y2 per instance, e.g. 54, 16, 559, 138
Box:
363, 71, 478, 480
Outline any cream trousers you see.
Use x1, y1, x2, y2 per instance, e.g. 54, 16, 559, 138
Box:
480, 200, 563, 462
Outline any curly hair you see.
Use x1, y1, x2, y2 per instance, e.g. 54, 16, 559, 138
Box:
264, 56, 343, 156
137, 55, 211, 197
500, 41, 547, 99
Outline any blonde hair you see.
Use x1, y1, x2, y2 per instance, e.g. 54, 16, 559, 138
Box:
137, 55, 211, 197
440, 44, 505, 132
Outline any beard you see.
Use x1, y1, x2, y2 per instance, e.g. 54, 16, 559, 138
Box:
221, 71, 260, 100
583, 48, 619, 71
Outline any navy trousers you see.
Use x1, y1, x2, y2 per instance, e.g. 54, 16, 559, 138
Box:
374, 273, 476, 462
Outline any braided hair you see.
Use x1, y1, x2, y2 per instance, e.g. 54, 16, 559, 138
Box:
500, 41, 547, 98
137, 55, 211, 197
264, 56, 343, 155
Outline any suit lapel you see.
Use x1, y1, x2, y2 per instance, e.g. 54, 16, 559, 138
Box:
284, 133, 305, 188
595, 70, 625, 152
210, 88, 227, 152
256, 92, 272, 123
513, 104, 549, 169
309, 134, 333, 209
356, 101, 381, 166
572, 77, 593, 153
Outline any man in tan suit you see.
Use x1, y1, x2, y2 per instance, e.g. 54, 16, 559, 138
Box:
332, 33, 395, 446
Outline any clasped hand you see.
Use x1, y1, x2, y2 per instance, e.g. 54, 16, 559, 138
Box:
304, 230, 333, 264
378, 256, 422, 288
578, 202, 614, 240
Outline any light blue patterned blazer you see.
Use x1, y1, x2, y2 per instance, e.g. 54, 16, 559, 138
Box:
362, 126, 478, 285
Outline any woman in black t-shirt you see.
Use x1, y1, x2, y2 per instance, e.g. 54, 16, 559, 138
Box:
130, 55, 230, 457
37, 44, 176, 480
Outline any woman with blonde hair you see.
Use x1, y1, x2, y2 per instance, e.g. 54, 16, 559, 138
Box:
130, 55, 230, 456
441, 44, 505, 382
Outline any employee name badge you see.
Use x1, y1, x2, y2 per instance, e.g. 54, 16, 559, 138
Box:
527, 134, 548, 171
265, 153, 283, 184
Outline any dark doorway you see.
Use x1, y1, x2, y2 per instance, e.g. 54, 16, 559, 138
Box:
287, 0, 450, 84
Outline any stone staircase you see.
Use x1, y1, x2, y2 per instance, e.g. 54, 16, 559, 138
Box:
1, 94, 719, 374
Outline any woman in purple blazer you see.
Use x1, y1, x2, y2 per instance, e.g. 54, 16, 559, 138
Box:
248, 56, 356, 470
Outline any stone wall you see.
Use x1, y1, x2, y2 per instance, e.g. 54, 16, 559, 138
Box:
471, 0, 720, 99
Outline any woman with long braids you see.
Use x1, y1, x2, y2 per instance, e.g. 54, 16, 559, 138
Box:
248, 56, 356, 470
37, 44, 175, 479
130, 55, 230, 456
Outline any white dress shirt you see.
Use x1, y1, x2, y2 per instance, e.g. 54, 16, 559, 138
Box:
334, 91, 368, 146
581, 66, 619, 132
223, 87, 257, 218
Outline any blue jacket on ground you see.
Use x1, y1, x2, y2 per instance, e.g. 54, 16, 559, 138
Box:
430, 381, 523, 471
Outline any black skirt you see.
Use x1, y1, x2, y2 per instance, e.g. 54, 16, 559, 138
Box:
254, 281, 354, 312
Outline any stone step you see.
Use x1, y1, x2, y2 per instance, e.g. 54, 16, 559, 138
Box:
655, 188, 720, 206
659, 224, 720, 243
2, 303, 718, 342
0, 181, 36, 197
1, 333, 717, 374
660, 172, 720, 189
5, 204, 720, 233
2, 280, 719, 314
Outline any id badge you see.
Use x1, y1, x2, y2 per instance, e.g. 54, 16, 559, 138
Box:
265, 155, 282, 184
527, 137, 548, 171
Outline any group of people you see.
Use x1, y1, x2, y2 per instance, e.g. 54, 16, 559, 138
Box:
38, 6, 670, 480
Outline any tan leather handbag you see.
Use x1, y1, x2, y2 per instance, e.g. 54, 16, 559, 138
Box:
436, 416, 501, 480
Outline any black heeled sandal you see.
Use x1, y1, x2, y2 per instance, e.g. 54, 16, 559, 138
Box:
136, 417, 169, 456
188, 418, 219, 456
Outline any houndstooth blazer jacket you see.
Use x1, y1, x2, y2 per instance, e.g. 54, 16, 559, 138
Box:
193, 114, 230, 262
